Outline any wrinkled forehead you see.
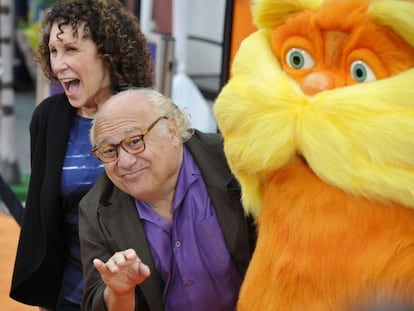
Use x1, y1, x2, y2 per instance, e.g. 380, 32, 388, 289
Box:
93, 92, 155, 138
100, 91, 153, 117
93, 113, 144, 146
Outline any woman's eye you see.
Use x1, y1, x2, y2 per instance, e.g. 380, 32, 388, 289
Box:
350, 60, 377, 83
66, 46, 77, 53
286, 48, 315, 70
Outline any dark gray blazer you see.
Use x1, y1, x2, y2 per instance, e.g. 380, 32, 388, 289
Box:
79, 130, 256, 311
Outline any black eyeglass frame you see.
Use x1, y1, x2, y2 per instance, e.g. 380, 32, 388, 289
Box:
91, 116, 168, 163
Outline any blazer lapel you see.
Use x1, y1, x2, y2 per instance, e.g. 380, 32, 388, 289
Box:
97, 190, 164, 310
186, 134, 252, 274
204, 176, 253, 275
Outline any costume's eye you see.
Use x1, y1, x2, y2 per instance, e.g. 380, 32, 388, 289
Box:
350, 60, 376, 83
286, 48, 315, 70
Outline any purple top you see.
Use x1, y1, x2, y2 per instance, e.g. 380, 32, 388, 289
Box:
136, 147, 242, 310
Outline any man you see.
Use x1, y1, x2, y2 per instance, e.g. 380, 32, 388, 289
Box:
79, 88, 256, 310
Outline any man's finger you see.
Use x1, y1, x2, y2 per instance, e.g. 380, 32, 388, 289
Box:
93, 258, 108, 274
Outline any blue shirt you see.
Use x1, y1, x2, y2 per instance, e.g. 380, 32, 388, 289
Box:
61, 115, 104, 305
136, 147, 242, 310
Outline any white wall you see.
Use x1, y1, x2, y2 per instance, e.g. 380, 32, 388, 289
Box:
186, 0, 226, 77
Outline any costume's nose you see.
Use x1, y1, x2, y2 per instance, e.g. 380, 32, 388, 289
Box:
300, 72, 335, 96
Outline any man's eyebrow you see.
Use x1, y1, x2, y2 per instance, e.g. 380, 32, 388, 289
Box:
95, 127, 142, 146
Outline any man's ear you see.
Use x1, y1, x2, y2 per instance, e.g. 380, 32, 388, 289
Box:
168, 117, 181, 145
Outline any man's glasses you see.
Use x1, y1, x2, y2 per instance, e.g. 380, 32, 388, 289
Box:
92, 116, 168, 163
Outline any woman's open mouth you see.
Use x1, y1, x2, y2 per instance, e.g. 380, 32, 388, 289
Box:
60, 78, 80, 96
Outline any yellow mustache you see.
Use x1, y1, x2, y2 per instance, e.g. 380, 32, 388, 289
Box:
214, 30, 414, 216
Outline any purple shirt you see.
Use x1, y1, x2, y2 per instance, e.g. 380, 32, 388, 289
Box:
136, 147, 242, 310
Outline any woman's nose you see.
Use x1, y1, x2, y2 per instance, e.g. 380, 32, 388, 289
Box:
51, 54, 69, 73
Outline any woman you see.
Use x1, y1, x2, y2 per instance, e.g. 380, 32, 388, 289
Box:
10, 0, 154, 310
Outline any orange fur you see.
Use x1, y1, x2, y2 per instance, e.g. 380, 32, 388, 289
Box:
271, 0, 414, 86
215, 0, 414, 309
238, 157, 414, 310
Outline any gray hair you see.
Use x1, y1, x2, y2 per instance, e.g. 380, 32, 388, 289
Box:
90, 88, 194, 146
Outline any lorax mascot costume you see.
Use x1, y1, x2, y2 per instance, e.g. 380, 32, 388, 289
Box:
214, 0, 414, 310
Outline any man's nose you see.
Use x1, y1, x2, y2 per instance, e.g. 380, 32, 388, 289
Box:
116, 146, 137, 167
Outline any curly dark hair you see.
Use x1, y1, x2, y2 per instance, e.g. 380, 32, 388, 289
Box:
36, 0, 154, 91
